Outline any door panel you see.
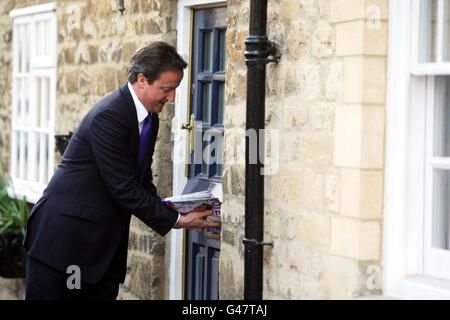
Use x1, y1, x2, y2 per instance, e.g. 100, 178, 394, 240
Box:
184, 5, 226, 300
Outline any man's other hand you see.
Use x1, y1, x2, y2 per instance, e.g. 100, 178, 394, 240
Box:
173, 205, 221, 230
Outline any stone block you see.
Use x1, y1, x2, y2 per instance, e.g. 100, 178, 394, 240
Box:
229, 164, 245, 196
325, 172, 340, 212
0, 277, 25, 300
330, 216, 381, 261
333, 104, 385, 169
226, 29, 247, 62
282, 97, 308, 129
267, 62, 285, 96
63, 46, 75, 64
312, 20, 335, 58
127, 253, 165, 300
297, 60, 321, 102
278, 129, 302, 165
225, 63, 235, 103
340, 168, 383, 219
236, 70, 247, 99
299, 130, 333, 166
287, 21, 309, 60
343, 56, 387, 104
330, 0, 388, 23
299, 167, 326, 211
279, 0, 300, 20
219, 243, 244, 299
325, 59, 344, 101
298, 211, 330, 250
336, 20, 388, 56
322, 255, 360, 299
300, 0, 319, 18
307, 101, 335, 133
65, 69, 79, 94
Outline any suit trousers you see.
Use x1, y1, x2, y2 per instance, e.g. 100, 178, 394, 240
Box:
25, 254, 119, 300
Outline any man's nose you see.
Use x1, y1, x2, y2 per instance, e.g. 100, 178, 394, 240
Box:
167, 90, 176, 102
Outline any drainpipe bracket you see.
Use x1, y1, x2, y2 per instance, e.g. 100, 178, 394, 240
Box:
244, 37, 281, 66
243, 238, 274, 247
265, 41, 281, 64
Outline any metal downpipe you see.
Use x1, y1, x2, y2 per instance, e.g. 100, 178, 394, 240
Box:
243, 0, 279, 300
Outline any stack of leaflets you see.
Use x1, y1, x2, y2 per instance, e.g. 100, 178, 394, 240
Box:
162, 189, 221, 235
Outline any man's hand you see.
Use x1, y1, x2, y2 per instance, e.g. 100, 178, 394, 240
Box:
173, 204, 221, 230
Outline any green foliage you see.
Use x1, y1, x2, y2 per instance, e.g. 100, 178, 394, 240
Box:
0, 162, 30, 237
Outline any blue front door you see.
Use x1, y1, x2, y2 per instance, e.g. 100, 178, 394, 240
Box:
184, 5, 227, 300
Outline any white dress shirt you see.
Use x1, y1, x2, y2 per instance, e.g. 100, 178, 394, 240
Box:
127, 82, 180, 226
128, 82, 149, 134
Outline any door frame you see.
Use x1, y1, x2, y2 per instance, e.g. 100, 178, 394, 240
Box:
170, 0, 226, 300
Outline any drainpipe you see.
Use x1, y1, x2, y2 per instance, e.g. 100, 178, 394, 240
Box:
243, 0, 280, 300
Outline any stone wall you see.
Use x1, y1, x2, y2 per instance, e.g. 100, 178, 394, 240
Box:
220, 0, 388, 299
0, 0, 390, 300
0, 0, 178, 300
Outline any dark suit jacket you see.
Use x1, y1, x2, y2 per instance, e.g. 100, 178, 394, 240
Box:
23, 84, 179, 284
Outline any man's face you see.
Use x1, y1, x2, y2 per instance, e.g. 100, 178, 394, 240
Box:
135, 69, 184, 113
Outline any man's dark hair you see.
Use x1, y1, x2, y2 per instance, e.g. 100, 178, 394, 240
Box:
128, 41, 187, 84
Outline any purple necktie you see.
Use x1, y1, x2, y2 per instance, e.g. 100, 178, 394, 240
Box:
137, 114, 152, 174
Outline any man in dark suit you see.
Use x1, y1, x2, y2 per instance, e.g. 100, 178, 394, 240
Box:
23, 42, 219, 300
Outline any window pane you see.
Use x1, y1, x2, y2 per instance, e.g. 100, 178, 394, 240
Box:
13, 131, 20, 178
40, 77, 49, 128
36, 77, 41, 127
24, 77, 30, 125
202, 83, 212, 124
432, 168, 450, 250
218, 82, 225, 125
216, 134, 223, 178
201, 140, 209, 176
20, 77, 25, 125
15, 77, 21, 124
35, 133, 40, 182
203, 31, 213, 72
219, 29, 227, 72
433, 76, 450, 157
19, 131, 28, 180
444, 0, 450, 61
37, 20, 43, 56
44, 20, 50, 56
419, 0, 438, 63
39, 133, 48, 183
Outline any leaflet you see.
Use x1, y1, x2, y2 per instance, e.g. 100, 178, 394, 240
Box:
162, 190, 222, 236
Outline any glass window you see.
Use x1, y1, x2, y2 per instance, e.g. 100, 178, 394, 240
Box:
9, 3, 56, 202
218, 29, 227, 72
203, 31, 213, 72
202, 82, 212, 124
417, 0, 450, 64
217, 82, 225, 125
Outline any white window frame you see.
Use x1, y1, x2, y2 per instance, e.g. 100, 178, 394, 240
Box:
411, 0, 450, 75
384, 0, 450, 299
170, 0, 227, 300
8, 3, 57, 203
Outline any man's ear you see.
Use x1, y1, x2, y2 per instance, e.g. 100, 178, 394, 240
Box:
136, 74, 147, 87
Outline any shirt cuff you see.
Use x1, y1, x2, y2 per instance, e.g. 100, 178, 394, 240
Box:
173, 213, 181, 228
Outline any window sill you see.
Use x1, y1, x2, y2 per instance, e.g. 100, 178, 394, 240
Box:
7, 182, 45, 204
386, 275, 450, 299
